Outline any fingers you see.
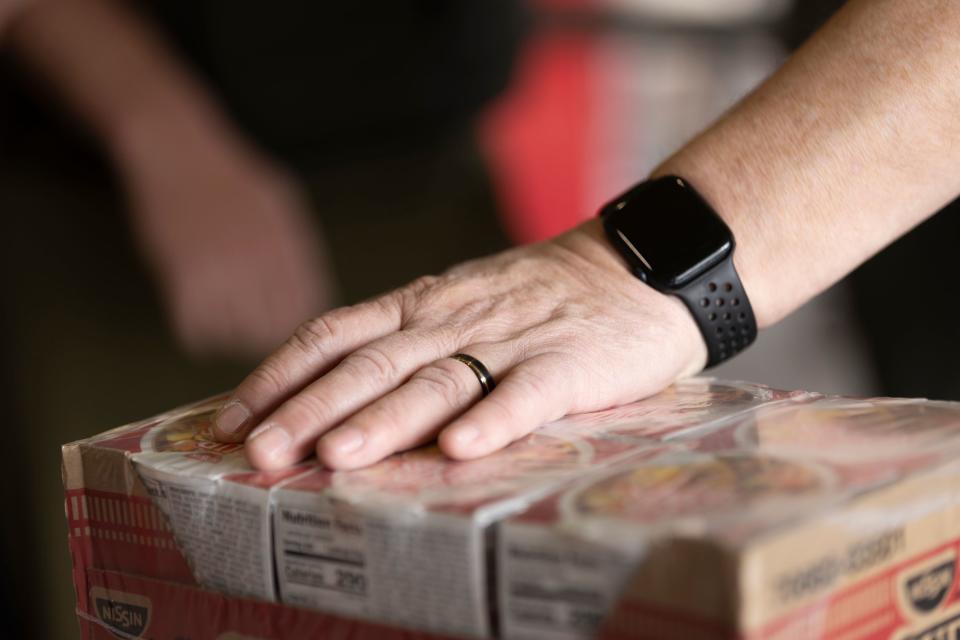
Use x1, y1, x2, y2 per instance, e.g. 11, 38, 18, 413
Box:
317, 344, 518, 470
212, 295, 403, 442
438, 356, 571, 460
243, 328, 466, 470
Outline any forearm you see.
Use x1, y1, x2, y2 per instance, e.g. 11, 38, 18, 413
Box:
655, 0, 960, 327
7, 0, 238, 167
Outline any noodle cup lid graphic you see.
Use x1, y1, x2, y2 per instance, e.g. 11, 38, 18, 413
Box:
88, 393, 233, 454
558, 452, 836, 549
546, 377, 800, 441
135, 399, 250, 476
737, 398, 960, 465
327, 430, 599, 510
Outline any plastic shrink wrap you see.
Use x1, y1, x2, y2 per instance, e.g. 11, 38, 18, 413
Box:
62, 379, 960, 639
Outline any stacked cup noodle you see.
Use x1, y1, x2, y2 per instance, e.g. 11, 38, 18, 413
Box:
498, 396, 960, 640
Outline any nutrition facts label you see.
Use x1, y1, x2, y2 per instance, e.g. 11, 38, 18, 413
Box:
274, 501, 488, 637
275, 506, 369, 612
499, 523, 635, 640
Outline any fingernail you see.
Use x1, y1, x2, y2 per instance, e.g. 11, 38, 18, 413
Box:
326, 429, 365, 456
215, 400, 251, 436
247, 423, 291, 461
449, 425, 479, 446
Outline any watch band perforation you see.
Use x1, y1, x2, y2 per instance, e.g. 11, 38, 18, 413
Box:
675, 258, 757, 368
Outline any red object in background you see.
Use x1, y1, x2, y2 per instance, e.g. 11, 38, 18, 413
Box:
480, 29, 596, 244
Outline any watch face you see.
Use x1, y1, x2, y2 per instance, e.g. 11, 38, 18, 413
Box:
603, 177, 733, 290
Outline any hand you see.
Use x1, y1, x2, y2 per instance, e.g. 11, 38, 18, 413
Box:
120, 129, 335, 359
211, 219, 707, 470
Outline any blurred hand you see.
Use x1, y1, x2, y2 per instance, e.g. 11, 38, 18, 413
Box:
212, 219, 707, 470
0, 1, 28, 30
6, 0, 335, 357
121, 130, 335, 359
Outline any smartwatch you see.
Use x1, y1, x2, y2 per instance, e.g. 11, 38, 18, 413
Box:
599, 175, 757, 368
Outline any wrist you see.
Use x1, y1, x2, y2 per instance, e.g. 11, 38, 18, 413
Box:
107, 91, 241, 175
650, 155, 783, 330
561, 219, 709, 375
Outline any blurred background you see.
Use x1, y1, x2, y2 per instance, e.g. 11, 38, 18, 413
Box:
1, 0, 957, 637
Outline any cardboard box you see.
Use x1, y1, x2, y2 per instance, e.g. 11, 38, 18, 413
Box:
270, 427, 668, 637
498, 397, 960, 640
72, 380, 960, 639
62, 394, 416, 639
63, 378, 790, 638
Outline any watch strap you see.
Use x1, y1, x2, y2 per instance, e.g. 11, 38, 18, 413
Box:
673, 256, 757, 368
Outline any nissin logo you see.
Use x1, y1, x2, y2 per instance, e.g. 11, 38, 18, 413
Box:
906, 560, 955, 614
898, 611, 960, 640
90, 587, 151, 638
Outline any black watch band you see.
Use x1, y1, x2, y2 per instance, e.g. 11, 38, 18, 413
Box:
673, 256, 757, 368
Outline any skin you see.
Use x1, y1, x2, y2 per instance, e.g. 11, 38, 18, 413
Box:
0, 1, 17, 33
204, 0, 956, 470
216, 225, 705, 469
8, 0, 335, 358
